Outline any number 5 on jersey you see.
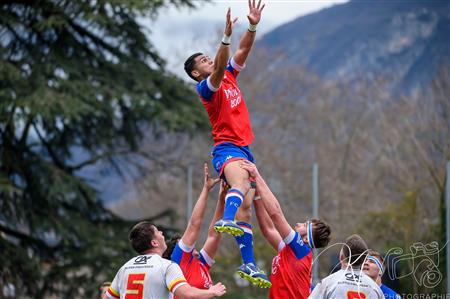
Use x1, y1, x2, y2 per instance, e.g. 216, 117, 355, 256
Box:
126, 273, 146, 299
347, 291, 366, 299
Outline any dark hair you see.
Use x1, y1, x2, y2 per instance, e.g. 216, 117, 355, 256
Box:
342, 234, 368, 267
311, 218, 331, 248
162, 234, 182, 260
368, 249, 384, 265
128, 221, 156, 255
184, 52, 203, 81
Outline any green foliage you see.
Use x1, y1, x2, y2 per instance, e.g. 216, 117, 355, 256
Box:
358, 190, 446, 293
0, 0, 206, 297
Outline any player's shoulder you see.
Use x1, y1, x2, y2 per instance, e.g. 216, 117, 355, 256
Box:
157, 254, 173, 266
310, 272, 338, 296
322, 269, 345, 284
161, 256, 184, 271
326, 269, 343, 278
362, 275, 383, 298
145, 254, 181, 274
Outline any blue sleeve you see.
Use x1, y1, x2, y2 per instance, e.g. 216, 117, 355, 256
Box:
171, 243, 184, 264
226, 64, 237, 77
226, 58, 243, 78
287, 231, 311, 260
196, 79, 215, 101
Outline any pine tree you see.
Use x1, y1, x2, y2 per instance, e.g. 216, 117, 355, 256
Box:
0, 0, 205, 297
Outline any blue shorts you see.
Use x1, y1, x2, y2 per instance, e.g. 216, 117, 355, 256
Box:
211, 142, 255, 177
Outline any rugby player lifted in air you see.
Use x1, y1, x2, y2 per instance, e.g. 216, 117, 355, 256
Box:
183, 0, 270, 288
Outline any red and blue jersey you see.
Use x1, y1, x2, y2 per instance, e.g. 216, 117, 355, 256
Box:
270, 230, 313, 299
170, 240, 214, 299
196, 58, 254, 147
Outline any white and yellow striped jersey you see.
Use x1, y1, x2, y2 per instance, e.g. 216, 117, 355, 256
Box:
106, 254, 187, 299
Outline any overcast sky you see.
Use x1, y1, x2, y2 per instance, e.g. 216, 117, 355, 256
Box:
142, 0, 347, 76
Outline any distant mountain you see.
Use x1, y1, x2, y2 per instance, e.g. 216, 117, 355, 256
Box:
257, 0, 449, 91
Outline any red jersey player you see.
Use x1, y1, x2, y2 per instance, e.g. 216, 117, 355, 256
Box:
183, 1, 270, 288
241, 160, 331, 298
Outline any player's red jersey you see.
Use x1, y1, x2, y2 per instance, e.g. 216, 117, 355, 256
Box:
196, 58, 254, 147
171, 241, 214, 299
269, 231, 313, 299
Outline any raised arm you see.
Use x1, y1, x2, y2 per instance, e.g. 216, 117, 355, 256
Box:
240, 161, 292, 239
233, 0, 265, 66
202, 181, 227, 258
253, 195, 282, 251
181, 163, 220, 247
209, 8, 238, 88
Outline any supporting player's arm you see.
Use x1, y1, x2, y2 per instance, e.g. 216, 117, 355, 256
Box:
240, 161, 292, 239
181, 163, 219, 247
209, 8, 237, 89
253, 195, 282, 251
233, 0, 265, 66
202, 180, 226, 259
166, 263, 226, 298
174, 283, 226, 299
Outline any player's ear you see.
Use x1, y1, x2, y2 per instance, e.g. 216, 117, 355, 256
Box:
191, 69, 200, 79
339, 249, 345, 263
151, 239, 158, 248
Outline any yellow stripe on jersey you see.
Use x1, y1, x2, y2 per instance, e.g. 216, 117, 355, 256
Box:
168, 277, 187, 292
126, 289, 139, 295
107, 287, 120, 298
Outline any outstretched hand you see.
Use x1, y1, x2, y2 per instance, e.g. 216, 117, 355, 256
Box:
204, 162, 220, 191
210, 282, 227, 296
224, 7, 238, 36
219, 179, 230, 199
247, 0, 265, 25
240, 160, 260, 179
